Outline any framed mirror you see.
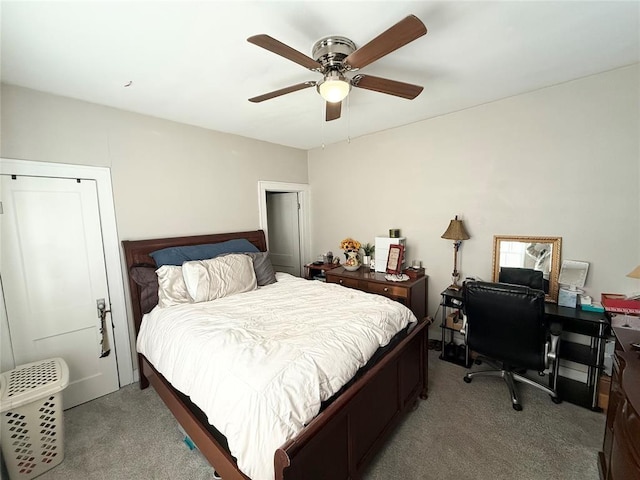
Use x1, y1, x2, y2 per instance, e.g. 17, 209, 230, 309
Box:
492, 235, 562, 302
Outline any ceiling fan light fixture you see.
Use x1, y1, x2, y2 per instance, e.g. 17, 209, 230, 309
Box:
317, 72, 351, 103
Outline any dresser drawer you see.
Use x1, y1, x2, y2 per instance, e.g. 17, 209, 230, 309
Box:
367, 282, 409, 299
327, 276, 360, 289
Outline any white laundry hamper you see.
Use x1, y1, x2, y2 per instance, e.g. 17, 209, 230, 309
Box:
0, 358, 69, 480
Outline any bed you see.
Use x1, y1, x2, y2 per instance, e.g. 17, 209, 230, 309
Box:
123, 230, 428, 480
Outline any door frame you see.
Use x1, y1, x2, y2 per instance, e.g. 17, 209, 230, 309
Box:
258, 181, 311, 276
0, 158, 134, 387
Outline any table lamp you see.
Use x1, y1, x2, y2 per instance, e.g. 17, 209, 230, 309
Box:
441, 215, 470, 290
627, 265, 640, 300
627, 265, 640, 280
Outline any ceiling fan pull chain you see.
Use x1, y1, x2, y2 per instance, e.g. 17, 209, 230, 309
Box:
321, 100, 326, 150
347, 95, 351, 144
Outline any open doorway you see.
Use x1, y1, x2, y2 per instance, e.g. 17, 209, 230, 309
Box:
258, 181, 310, 277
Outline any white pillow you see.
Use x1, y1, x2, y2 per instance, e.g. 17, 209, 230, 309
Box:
182, 254, 257, 303
156, 265, 192, 308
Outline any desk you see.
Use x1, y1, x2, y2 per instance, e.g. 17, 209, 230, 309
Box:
439, 288, 610, 410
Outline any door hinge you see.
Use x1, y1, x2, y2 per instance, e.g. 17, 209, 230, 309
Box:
0, 201, 3, 215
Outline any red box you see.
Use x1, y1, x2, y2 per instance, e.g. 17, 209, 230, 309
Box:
601, 293, 640, 315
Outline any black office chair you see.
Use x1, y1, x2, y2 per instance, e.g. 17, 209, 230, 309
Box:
499, 267, 544, 291
461, 281, 561, 411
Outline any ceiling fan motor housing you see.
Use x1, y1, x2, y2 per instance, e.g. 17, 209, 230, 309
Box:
312, 36, 357, 71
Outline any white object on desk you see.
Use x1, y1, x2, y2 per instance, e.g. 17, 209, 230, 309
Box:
374, 237, 406, 272
384, 274, 410, 282
558, 260, 589, 288
558, 287, 579, 308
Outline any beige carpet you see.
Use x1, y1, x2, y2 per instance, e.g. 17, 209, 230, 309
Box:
28, 350, 604, 480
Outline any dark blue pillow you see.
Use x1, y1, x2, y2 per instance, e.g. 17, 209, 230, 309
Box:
150, 238, 260, 266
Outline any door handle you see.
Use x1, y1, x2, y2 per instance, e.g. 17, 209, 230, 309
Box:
96, 298, 111, 358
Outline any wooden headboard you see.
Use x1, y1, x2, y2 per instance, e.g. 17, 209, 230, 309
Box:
122, 230, 267, 336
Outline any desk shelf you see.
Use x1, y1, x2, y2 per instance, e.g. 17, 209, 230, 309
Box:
558, 342, 602, 368
554, 376, 601, 412
439, 289, 469, 367
439, 342, 471, 368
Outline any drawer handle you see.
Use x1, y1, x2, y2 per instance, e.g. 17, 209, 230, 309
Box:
339, 280, 343, 284
384, 287, 389, 292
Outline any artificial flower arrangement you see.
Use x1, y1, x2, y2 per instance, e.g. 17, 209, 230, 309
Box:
340, 237, 362, 267
340, 237, 361, 253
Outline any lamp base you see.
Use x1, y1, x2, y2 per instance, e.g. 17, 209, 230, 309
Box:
447, 283, 462, 291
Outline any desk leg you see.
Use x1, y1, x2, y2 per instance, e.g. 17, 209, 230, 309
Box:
589, 323, 607, 410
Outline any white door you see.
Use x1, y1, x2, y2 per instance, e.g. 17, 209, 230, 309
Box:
266, 192, 302, 276
1, 175, 119, 408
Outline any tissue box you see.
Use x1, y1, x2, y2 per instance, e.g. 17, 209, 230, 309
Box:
581, 302, 605, 313
558, 288, 578, 308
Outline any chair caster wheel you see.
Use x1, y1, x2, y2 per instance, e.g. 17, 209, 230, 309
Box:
551, 396, 562, 404
513, 403, 523, 411
463, 376, 472, 383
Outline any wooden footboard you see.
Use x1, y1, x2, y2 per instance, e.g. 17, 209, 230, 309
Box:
275, 318, 428, 480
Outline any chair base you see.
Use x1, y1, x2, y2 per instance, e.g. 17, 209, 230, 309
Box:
463, 358, 560, 411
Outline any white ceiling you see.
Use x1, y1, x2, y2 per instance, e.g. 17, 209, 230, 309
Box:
2, 1, 639, 150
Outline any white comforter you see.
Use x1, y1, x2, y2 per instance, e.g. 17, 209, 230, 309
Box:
137, 272, 416, 480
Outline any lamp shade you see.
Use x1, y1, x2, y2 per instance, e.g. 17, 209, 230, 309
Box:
441, 216, 470, 241
317, 71, 351, 103
627, 265, 640, 279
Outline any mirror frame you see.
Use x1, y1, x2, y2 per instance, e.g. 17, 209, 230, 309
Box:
492, 235, 562, 303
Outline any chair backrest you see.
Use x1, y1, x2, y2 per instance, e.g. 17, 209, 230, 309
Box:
499, 267, 544, 290
463, 281, 547, 370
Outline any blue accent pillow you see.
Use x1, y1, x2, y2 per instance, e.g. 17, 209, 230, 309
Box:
150, 239, 260, 266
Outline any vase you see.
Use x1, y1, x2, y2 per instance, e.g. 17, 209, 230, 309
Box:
343, 251, 361, 271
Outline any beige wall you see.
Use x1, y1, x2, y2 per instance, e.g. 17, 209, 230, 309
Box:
309, 64, 640, 315
2, 65, 639, 330
1, 84, 308, 240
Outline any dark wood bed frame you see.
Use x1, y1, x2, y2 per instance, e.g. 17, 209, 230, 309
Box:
122, 230, 429, 480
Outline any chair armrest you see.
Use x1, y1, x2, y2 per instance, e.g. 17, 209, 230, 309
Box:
545, 330, 561, 368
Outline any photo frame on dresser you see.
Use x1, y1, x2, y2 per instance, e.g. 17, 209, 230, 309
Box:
386, 244, 405, 274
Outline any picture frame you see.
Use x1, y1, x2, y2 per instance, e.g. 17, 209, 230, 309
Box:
386, 244, 405, 274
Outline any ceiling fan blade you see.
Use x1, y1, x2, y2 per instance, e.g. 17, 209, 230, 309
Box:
326, 101, 342, 121
343, 15, 427, 71
352, 74, 423, 99
249, 82, 315, 103
248, 34, 323, 71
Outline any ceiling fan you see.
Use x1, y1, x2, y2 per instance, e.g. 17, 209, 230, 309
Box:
247, 15, 427, 121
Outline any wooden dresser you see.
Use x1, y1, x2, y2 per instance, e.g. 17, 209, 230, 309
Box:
598, 326, 640, 480
325, 267, 428, 320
